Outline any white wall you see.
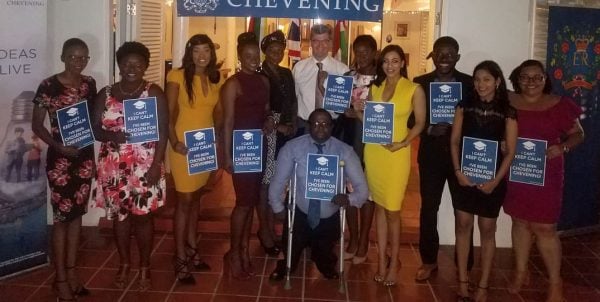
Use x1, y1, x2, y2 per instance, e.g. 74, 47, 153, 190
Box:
438, 0, 534, 247
47, 0, 112, 226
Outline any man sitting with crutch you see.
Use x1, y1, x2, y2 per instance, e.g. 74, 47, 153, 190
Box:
268, 109, 368, 281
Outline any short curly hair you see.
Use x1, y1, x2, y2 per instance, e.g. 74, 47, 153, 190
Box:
116, 41, 150, 66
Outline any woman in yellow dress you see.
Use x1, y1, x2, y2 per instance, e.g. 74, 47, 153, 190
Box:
166, 34, 222, 284
356, 44, 426, 286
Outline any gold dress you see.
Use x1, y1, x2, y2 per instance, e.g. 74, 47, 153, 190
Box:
364, 77, 418, 211
167, 69, 222, 193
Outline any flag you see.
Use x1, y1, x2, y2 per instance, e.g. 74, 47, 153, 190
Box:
287, 18, 301, 64
333, 20, 349, 64
248, 17, 268, 46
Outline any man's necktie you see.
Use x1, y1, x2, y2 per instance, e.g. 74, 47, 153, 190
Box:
307, 143, 325, 229
314, 62, 324, 110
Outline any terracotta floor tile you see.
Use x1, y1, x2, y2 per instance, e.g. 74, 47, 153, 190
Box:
5, 266, 53, 286
73, 289, 123, 302
258, 297, 302, 301
129, 269, 175, 292
0, 284, 37, 300
171, 272, 220, 293
388, 283, 436, 302
213, 294, 258, 302
259, 277, 303, 298
86, 268, 135, 290
264, 258, 305, 279
345, 262, 378, 281
197, 239, 229, 256
166, 292, 213, 301
151, 253, 177, 271
120, 291, 169, 302
23, 286, 58, 302
78, 250, 116, 268
346, 280, 391, 301
216, 275, 262, 296
80, 234, 116, 251
566, 257, 600, 274
303, 278, 348, 300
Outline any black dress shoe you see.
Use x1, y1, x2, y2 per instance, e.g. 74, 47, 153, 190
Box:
269, 267, 286, 281
322, 270, 340, 280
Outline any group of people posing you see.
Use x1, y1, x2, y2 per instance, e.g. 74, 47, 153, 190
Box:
34, 23, 583, 302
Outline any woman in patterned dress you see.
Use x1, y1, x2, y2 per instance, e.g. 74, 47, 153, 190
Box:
31, 38, 96, 302
257, 30, 297, 256
91, 42, 169, 292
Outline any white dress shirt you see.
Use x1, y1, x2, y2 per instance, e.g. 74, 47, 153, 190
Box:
292, 56, 349, 120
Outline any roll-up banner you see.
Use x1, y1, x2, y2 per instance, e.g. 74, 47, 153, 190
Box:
0, 0, 49, 278
546, 6, 600, 231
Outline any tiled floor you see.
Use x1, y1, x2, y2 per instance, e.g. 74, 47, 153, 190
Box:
2, 164, 600, 301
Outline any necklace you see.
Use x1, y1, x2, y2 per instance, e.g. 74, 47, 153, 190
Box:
118, 80, 145, 96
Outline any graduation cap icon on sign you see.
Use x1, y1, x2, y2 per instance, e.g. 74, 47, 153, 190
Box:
316, 156, 329, 166
439, 84, 452, 93
473, 141, 487, 151
66, 108, 79, 117
335, 77, 345, 85
133, 101, 146, 110
522, 141, 536, 151
242, 132, 254, 140
193, 131, 205, 141
373, 104, 385, 113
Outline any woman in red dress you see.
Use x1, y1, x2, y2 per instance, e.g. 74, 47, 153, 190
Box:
92, 42, 169, 292
504, 60, 584, 302
220, 32, 273, 279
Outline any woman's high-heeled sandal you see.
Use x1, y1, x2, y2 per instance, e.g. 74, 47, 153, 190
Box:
54, 280, 77, 302
65, 266, 90, 296
114, 264, 130, 289
508, 270, 530, 294
185, 243, 211, 271
474, 284, 488, 302
137, 267, 152, 291
173, 255, 195, 285
457, 280, 473, 302
257, 232, 281, 257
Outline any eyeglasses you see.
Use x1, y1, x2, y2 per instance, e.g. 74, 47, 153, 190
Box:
519, 74, 545, 83
310, 121, 331, 128
67, 55, 90, 62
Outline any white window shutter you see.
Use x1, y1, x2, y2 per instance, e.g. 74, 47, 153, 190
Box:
133, 0, 165, 88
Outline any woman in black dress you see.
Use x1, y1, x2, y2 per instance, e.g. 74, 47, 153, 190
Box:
450, 60, 517, 301
256, 30, 297, 256
32, 38, 96, 301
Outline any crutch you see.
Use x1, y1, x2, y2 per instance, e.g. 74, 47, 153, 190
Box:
284, 162, 298, 290
338, 160, 346, 293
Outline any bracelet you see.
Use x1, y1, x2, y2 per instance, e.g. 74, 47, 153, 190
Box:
562, 144, 570, 153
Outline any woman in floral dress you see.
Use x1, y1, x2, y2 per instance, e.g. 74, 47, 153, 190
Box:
31, 38, 96, 301
92, 41, 169, 292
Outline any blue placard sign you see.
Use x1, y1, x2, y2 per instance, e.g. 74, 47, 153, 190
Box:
461, 136, 498, 185
430, 82, 462, 124
233, 129, 263, 173
123, 97, 159, 144
323, 75, 353, 113
177, 0, 384, 22
184, 128, 218, 175
56, 100, 94, 149
362, 101, 394, 144
509, 138, 547, 186
305, 153, 339, 201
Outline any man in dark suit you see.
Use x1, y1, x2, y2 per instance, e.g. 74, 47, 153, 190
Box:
413, 36, 475, 281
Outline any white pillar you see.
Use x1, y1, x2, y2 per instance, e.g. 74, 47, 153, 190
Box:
172, 4, 189, 69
